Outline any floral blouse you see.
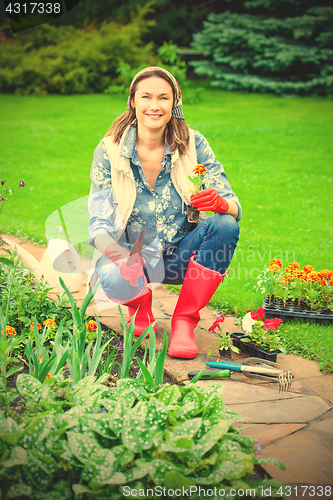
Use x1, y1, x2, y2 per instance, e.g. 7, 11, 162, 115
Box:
88, 127, 241, 267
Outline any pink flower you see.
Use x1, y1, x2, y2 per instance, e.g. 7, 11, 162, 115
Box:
246, 307, 265, 321
263, 318, 283, 331
208, 316, 225, 333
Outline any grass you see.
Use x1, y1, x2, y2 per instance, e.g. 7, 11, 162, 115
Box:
1, 89, 333, 371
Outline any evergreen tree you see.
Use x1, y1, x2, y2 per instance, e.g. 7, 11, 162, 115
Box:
190, 0, 333, 96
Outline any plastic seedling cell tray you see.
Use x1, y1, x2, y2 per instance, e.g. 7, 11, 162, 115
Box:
262, 295, 333, 324
230, 332, 281, 363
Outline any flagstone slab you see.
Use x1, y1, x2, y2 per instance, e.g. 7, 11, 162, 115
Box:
196, 380, 302, 404
227, 395, 331, 424
275, 353, 324, 379
302, 376, 333, 404
310, 417, 333, 438
239, 423, 307, 447
260, 431, 333, 485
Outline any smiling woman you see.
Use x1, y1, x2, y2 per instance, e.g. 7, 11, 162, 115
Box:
88, 66, 242, 360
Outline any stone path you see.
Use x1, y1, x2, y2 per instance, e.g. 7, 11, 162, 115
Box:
4, 234, 333, 498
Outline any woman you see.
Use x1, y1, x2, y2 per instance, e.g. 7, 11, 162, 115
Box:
88, 66, 241, 359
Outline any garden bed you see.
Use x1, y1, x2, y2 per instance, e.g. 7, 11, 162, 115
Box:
262, 295, 333, 325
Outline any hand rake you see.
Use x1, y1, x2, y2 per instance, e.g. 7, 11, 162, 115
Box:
206, 357, 293, 393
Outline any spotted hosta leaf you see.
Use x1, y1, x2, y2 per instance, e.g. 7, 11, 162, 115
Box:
173, 417, 202, 440
18, 415, 55, 450
16, 374, 42, 402
101, 471, 127, 484
72, 484, 92, 495
0, 417, 24, 445
1, 446, 27, 467
176, 395, 199, 418
112, 445, 135, 466
196, 451, 254, 484
22, 452, 54, 491
109, 400, 125, 437
81, 448, 116, 483
5, 484, 32, 498
146, 398, 168, 433
164, 471, 196, 490
99, 399, 116, 412
256, 456, 286, 470
72, 375, 95, 391
28, 450, 58, 477
115, 388, 137, 408
219, 437, 243, 454
224, 408, 242, 423
122, 401, 153, 453
192, 419, 230, 462
79, 413, 114, 439
67, 431, 101, 464
126, 459, 152, 482
157, 385, 181, 405
149, 459, 191, 486
202, 393, 225, 421
161, 437, 193, 453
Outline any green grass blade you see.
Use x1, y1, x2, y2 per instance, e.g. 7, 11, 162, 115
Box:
154, 332, 168, 386
59, 277, 81, 327
78, 278, 101, 322
136, 357, 155, 388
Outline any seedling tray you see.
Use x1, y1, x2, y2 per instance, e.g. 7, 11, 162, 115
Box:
230, 332, 281, 363
262, 295, 333, 324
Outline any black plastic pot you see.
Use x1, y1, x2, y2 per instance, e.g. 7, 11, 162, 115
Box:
230, 332, 281, 363
263, 295, 333, 324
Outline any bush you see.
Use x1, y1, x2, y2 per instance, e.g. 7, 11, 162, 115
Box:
0, 5, 156, 95
190, 5, 333, 97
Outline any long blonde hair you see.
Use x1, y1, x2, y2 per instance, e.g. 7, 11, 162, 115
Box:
105, 68, 190, 156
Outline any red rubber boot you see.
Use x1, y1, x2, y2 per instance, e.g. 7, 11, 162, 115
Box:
106, 282, 156, 337
168, 255, 225, 358
124, 285, 156, 336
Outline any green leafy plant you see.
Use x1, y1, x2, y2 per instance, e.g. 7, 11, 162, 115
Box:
24, 317, 70, 382
59, 277, 113, 385
0, 257, 24, 416
1, 373, 285, 498
207, 312, 240, 356
242, 308, 287, 353
256, 259, 333, 311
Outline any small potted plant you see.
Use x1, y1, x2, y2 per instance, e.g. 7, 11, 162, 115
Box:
241, 308, 286, 361
186, 164, 207, 223
207, 312, 240, 359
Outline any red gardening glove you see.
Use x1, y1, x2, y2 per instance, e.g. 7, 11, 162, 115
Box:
104, 243, 145, 286
118, 255, 146, 287
190, 187, 229, 213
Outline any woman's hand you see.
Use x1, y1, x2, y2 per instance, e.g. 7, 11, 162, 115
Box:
190, 187, 229, 214
105, 242, 145, 286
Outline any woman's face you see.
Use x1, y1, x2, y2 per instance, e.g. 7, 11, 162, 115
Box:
131, 76, 174, 133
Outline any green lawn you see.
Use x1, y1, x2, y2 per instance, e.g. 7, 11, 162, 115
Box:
1, 89, 333, 370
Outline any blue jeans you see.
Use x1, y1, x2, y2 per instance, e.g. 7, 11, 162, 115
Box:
97, 214, 239, 301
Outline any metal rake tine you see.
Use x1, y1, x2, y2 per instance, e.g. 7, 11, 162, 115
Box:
278, 370, 293, 393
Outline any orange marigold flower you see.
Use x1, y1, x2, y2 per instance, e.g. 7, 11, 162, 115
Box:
193, 164, 207, 175
268, 263, 280, 272
318, 269, 333, 280
303, 264, 314, 274
86, 320, 98, 331
30, 322, 42, 330
44, 372, 51, 381
269, 259, 283, 268
283, 273, 293, 281
43, 318, 56, 329
1, 325, 17, 337
308, 271, 321, 283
